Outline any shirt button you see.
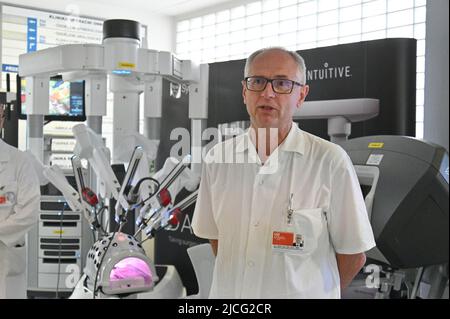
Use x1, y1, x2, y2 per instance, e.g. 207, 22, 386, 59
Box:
247, 261, 254, 267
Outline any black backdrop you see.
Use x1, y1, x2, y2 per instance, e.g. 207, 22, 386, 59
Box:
207, 38, 417, 139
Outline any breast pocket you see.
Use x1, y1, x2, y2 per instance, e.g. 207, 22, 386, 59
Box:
0, 181, 18, 221
7, 245, 27, 275
291, 208, 326, 255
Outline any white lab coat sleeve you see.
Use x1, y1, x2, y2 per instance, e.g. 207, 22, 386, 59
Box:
327, 148, 376, 255
0, 155, 40, 247
191, 161, 218, 240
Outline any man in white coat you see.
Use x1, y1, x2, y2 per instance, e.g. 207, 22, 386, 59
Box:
0, 105, 40, 298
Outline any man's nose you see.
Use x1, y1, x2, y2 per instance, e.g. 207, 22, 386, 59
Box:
260, 81, 276, 98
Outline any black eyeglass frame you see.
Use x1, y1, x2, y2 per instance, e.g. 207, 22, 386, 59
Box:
244, 76, 304, 94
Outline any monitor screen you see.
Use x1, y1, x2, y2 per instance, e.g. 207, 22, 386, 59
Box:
19, 76, 86, 121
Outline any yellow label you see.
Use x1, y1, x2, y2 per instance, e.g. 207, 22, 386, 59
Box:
53, 230, 64, 235
368, 142, 384, 149
118, 62, 135, 69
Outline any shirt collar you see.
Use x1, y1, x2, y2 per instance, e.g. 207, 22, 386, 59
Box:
279, 122, 305, 155
235, 122, 305, 155
0, 139, 11, 161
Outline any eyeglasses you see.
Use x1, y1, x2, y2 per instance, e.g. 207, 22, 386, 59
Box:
244, 76, 303, 94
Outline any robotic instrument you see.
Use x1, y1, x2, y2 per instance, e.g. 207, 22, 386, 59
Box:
41, 123, 199, 299
340, 135, 449, 299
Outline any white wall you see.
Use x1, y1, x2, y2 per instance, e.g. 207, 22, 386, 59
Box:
424, 0, 449, 151
2, 0, 174, 51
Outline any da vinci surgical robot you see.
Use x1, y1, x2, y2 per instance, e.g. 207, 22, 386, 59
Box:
18, 19, 207, 298
32, 123, 200, 298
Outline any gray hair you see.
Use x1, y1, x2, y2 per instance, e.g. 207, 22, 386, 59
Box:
244, 47, 307, 84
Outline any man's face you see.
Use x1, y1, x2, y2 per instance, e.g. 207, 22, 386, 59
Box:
242, 50, 309, 131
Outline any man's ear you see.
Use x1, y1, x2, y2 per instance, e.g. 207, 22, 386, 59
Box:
297, 85, 309, 108
242, 80, 247, 105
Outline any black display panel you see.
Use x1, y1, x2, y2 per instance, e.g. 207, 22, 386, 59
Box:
208, 38, 417, 139
341, 136, 448, 268
18, 75, 86, 121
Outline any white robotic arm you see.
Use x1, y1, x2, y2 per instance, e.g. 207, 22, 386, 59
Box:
42, 165, 85, 214
134, 155, 200, 237
152, 155, 199, 198
72, 124, 128, 210
114, 131, 159, 164
142, 189, 198, 239
25, 150, 99, 227
114, 146, 146, 222
293, 98, 380, 143
44, 163, 105, 230
71, 156, 108, 234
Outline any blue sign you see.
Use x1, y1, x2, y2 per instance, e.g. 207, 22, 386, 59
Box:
27, 18, 37, 52
112, 70, 132, 75
2, 64, 19, 73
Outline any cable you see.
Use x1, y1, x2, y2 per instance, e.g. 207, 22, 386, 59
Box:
91, 227, 96, 243
140, 236, 151, 245
91, 207, 98, 242
130, 177, 160, 209
138, 190, 198, 240
134, 177, 160, 193
94, 206, 102, 231
55, 202, 67, 299
97, 205, 109, 234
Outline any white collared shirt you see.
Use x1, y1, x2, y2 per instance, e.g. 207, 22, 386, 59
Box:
192, 123, 376, 299
0, 139, 40, 247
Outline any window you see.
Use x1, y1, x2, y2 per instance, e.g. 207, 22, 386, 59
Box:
176, 0, 427, 138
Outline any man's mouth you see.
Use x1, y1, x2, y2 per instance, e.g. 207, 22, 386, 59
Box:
258, 105, 277, 111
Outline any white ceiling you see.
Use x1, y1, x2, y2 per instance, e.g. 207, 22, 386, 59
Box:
90, 0, 235, 17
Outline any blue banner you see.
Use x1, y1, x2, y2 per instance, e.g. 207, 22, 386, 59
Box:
2, 64, 19, 73
27, 17, 37, 52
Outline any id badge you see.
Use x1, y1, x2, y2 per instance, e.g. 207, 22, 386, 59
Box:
272, 231, 304, 252
0, 192, 16, 205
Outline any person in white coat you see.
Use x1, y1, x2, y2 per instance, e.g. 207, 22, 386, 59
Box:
0, 105, 40, 298
192, 47, 375, 298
